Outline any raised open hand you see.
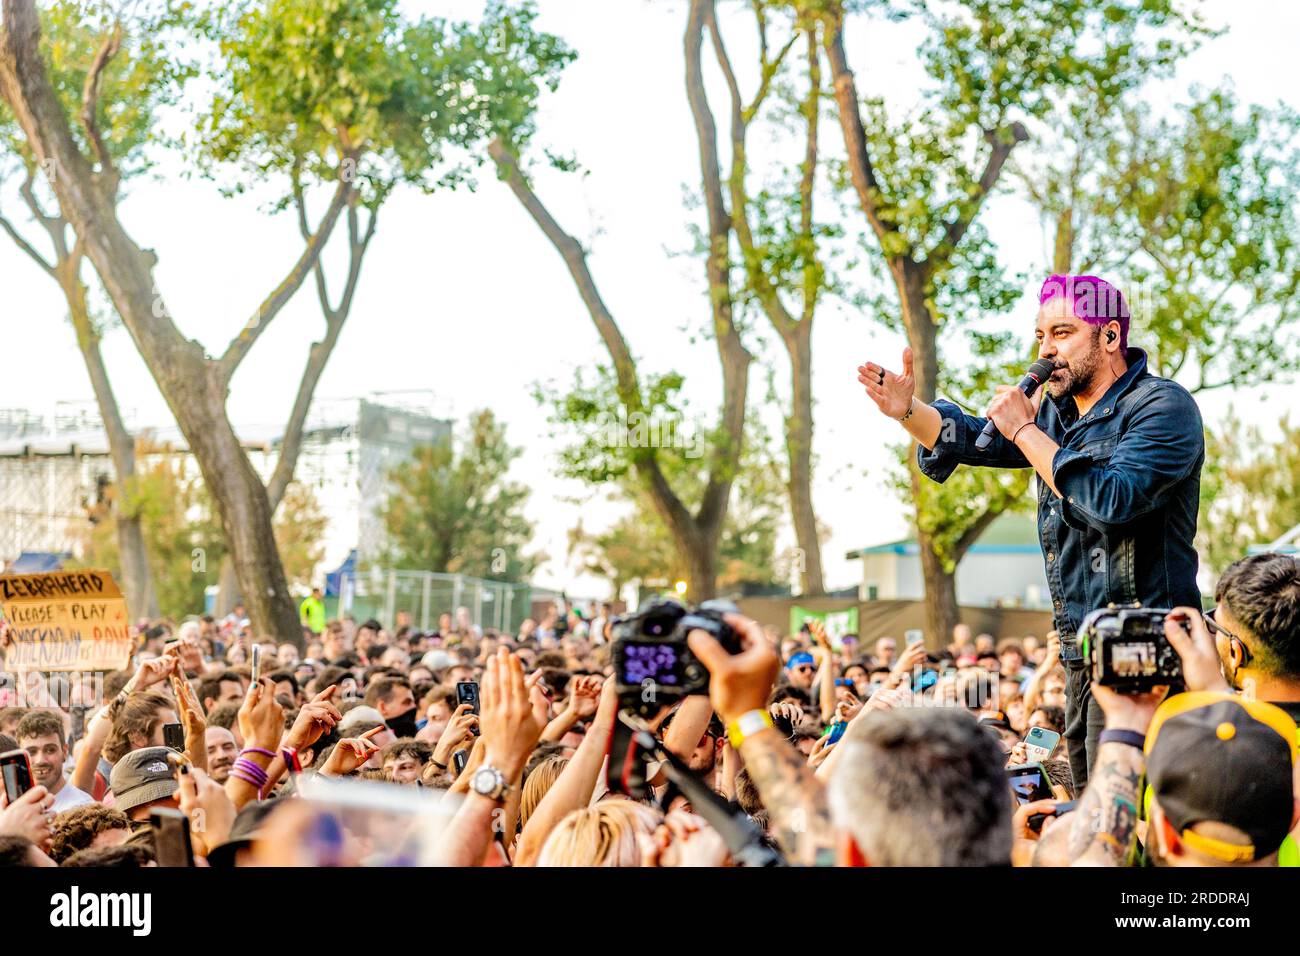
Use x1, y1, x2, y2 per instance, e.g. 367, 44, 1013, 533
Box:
858, 347, 916, 420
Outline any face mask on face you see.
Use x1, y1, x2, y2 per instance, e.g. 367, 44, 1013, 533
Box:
386, 707, 419, 739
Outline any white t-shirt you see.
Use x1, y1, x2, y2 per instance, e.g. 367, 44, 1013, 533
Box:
50, 782, 96, 813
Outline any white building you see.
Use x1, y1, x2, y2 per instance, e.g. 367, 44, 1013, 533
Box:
0, 398, 452, 579
846, 512, 1051, 609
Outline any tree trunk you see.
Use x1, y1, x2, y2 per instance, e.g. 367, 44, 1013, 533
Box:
63, 269, 158, 618
785, 323, 824, 594
175, 365, 301, 645
916, 523, 959, 648
1053, 208, 1074, 274
686, 539, 718, 601
214, 556, 240, 618
897, 259, 960, 643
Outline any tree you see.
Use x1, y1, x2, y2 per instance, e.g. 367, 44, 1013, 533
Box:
1024, 87, 1300, 390
809, 0, 1202, 642
70, 447, 227, 621
0, 0, 188, 617
380, 409, 538, 582
693, 1, 852, 595
73, 453, 326, 619
272, 480, 328, 592
1197, 416, 1300, 582
191, 0, 570, 615
0, 0, 569, 644
567, 414, 789, 597
492, 0, 759, 599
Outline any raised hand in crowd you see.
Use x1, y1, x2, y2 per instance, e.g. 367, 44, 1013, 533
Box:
0, 785, 53, 851
176, 764, 236, 858
433, 649, 545, 866
164, 636, 206, 678
320, 726, 386, 777
286, 684, 343, 752
433, 703, 480, 769
688, 612, 837, 866
170, 674, 208, 773
1068, 681, 1167, 867
514, 675, 618, 866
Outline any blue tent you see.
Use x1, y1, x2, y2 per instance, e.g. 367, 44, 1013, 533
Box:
325, 549, 357, 598
7, 551, 72, 573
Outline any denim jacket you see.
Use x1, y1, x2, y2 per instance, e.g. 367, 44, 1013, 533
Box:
917, 349, 1204, 639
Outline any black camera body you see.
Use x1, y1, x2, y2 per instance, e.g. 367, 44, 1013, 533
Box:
1081, 604, 1183, 692
610, 597, 741, 713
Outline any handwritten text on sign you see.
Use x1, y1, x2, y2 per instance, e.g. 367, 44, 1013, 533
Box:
0, 571, 132, 672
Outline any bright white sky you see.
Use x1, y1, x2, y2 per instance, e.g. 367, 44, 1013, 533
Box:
2, 0, 1298, 597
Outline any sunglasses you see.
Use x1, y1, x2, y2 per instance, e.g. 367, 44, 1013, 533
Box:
1203, 607, 1252, 668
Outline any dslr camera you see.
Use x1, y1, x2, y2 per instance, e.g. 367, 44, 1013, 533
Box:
1080, 604, 1183, 692
610, 597, 742, 714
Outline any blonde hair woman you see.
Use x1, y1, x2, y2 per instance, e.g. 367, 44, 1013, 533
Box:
536, 798, 662, 866
518, 754, 569, 835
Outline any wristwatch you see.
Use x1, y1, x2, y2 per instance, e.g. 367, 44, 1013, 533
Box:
470, 765, 511, 802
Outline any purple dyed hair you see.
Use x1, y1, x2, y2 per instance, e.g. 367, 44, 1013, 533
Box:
1038, 275, 1130, 351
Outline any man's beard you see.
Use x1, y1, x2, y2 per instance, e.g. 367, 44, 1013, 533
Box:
1046, 329, 1104, 400
210, 758, 234, 783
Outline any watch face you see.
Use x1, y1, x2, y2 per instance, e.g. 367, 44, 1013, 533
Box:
472, 767, 498, 795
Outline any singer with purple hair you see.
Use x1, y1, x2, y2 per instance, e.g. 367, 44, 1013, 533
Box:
857, 275, 1204, 789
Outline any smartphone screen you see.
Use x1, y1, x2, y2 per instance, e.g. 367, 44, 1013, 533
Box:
1, 749, 34, 802
250, 643, 262, 684
1024, 726, 1061, 762
1006, 763, 1053, 805
150, 807, 194, 867
904, 629, 924, 646
456, 681, 480, 716
163, 722, 185, 752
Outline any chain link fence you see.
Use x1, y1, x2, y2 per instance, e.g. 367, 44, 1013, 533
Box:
339, 569, 530, 634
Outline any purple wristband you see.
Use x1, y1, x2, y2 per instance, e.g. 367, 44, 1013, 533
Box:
241, 746, 276, 759
229, 767, 263, 789
232, 759, 269, 787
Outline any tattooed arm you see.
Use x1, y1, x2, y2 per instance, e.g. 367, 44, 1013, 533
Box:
1068, 742, 1145, 866
738, 727, 837, 865
1068, 682, 1164, 867
687, 611, 837, 866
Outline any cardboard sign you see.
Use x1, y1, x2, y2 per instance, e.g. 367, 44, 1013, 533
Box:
0, 570, 132, 672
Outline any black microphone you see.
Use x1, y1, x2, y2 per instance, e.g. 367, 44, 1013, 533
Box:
974, 358, 1056, 451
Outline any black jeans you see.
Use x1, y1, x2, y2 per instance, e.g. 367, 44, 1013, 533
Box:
1064, 661, 1104, 793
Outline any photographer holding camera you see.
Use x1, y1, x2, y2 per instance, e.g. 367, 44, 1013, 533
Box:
860, 275, 1204, 789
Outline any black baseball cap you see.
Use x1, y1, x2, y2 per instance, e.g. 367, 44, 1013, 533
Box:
206, 799, 282, 868
1145, 692, 1298, 863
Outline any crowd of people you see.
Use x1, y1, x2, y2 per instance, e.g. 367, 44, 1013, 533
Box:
1, 550, 1297, 867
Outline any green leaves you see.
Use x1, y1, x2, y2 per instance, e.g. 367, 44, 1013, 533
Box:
1073, 87, 1300, 390
191, 0, 573, 203
1197, 416, 1300, 580
379, 410, 537, 582
1, 0, 191, 183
